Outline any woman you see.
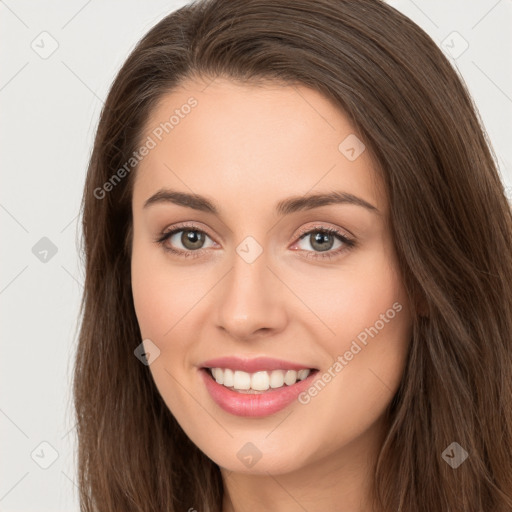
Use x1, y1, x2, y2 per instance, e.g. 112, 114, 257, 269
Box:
73, 0, 512, 510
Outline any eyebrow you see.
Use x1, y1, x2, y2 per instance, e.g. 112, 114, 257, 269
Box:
143, 188, 379, 215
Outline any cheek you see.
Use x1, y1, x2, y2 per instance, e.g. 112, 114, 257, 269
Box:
294, 247, 411, 400
290, 265, 410, 459
130, 243, 201, 415
292, 247, 407, 344
130, 241, 209, 342
131, 250, 169, 340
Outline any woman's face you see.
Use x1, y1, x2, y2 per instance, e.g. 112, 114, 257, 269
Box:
130, 77, 412, 475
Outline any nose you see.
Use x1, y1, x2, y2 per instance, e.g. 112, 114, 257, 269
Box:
214, 247, 288, 341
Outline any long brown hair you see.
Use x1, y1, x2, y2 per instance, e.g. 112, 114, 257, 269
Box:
73, 0, 512, 510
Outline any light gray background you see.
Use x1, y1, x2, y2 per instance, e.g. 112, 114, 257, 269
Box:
1, 1, 511, 510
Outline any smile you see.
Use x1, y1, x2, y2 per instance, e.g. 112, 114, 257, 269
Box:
207, 367, 312, 392
198, 357, 320, 417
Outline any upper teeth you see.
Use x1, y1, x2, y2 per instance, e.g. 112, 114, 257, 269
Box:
210, 368, 311, 391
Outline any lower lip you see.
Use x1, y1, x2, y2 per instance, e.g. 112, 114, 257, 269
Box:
199, 368, 318, 418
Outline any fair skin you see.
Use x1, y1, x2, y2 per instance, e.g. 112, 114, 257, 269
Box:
130, 76, 412, 511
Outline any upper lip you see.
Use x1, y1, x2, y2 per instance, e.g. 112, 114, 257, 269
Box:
200, 356, 318, 373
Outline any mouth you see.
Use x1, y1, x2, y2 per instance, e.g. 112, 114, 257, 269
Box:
199, 364, 320, 418
202, 366, 319, 394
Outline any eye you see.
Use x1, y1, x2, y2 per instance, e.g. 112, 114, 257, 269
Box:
155, 223, 356, 261
155, 223, 216, 258
291, 226, 356, 260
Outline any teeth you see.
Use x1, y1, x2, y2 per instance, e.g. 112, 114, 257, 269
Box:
212, 367, 223, 384
251, 371, 269, 391
209, 368, 312, 392
223, 368, 234, 387
233, 370, 251, 390
297, 369, 310, 381
269, 370, 284, 388
284, 370, 297, 386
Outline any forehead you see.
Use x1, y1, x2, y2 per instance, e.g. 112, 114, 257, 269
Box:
132, 77, 385, 215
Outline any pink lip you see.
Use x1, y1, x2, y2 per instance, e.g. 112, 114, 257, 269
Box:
199, 367, 318, 418
199, 356, 316, 373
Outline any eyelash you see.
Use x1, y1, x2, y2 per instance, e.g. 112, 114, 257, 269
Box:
154, 222, 356, 261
